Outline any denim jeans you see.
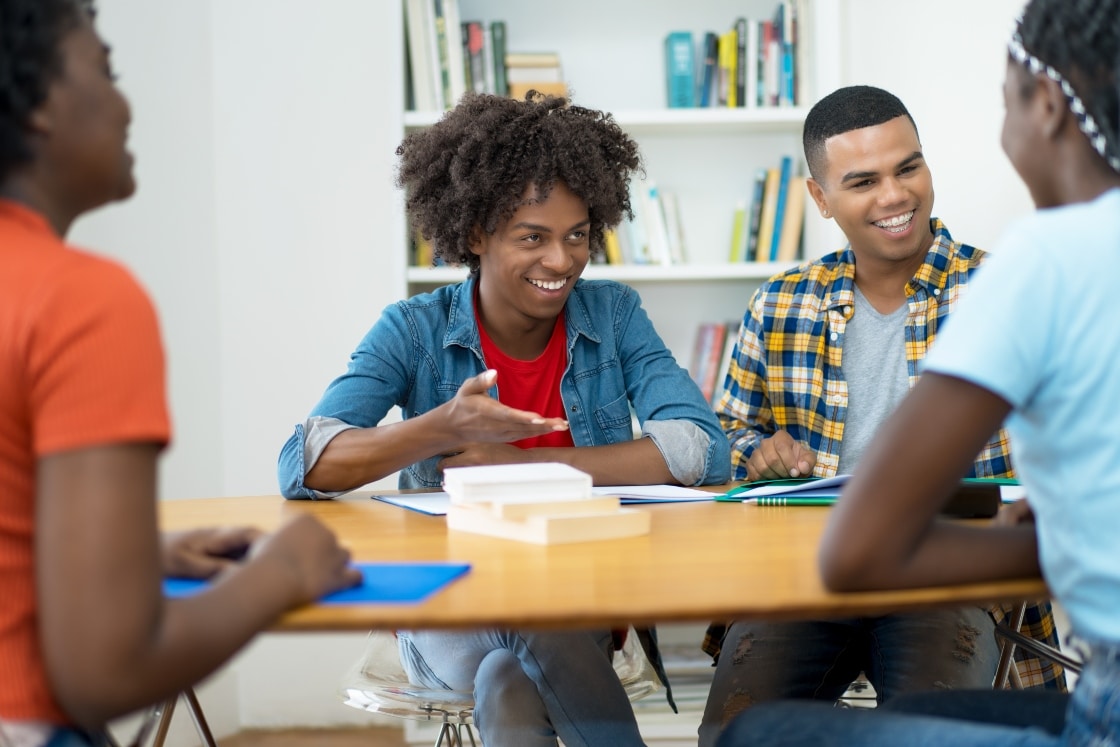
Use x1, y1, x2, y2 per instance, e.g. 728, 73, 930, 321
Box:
713, 640, 1120, 747
397, 629, 645, 747
699, 607, 999, 746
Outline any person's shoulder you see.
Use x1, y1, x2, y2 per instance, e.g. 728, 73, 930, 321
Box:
43, 245, 156, 321
756, 251, 846, 299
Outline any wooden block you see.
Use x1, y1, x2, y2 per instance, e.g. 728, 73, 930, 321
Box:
447, 504, 650, 545
490, 495, 620, 520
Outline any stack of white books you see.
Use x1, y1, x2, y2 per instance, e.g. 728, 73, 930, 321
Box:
444, 463, 650, 545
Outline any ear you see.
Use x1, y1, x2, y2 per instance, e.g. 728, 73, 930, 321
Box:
467, 229, 486, 257
806, 178, 830, 219
1034, 75, 1069, 140
26, 103, 53, 136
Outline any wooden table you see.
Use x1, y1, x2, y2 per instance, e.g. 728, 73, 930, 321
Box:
159, 492, 1048, 632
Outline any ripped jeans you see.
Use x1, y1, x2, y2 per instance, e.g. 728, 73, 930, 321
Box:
698, 607, 998, 747
397, 629, 646, 747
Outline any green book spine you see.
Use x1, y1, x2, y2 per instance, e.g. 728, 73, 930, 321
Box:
490, 21, 508, 96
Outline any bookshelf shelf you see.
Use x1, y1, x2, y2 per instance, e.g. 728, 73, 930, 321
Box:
404, 107, 811, 135
406, 262, 800, 286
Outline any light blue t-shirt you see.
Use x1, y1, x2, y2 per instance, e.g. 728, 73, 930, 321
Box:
924, 188, 1120, 645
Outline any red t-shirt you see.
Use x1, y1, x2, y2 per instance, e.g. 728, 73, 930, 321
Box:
477, 311, 575, 449
0, 200, 170, 724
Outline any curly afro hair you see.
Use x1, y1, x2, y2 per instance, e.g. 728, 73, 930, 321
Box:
396, 91, 643, 274
0, 0, 94, 180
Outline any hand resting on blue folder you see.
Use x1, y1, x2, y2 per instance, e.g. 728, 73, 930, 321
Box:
164, 561, 471, 604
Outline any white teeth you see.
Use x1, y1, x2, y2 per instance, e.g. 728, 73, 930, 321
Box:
529, 278, 566, 291
874, 211, 915, 232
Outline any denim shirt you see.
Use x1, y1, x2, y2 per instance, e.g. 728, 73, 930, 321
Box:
278, 276, 730, 498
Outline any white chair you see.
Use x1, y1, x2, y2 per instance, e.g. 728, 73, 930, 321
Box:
341, 629, 661, 746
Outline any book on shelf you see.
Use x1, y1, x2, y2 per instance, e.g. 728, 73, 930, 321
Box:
659, 190, 688, 264
404, 0, 442, 111
664, 31, 695, 108
696, 31, 719, 108
744, 168, 768, 263
734, 17, 747, 108
776, 175, 807, 262
431, 0, 466, 108
490, 20, 508, 96
603, 228, 624, 265
640, 180, 672, 266
744, 18, 761, 110
768, 155, 794, 261
710, 320, 741, 406
463, 20, 486, 94
754, 166, 782, 262
689, 322, 729, 403
728, 200, 747, 263
506, 51, 565, 100
717, 28, 737, 107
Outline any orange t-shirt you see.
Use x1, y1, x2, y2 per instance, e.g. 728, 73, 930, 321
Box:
0, 200, 170, 724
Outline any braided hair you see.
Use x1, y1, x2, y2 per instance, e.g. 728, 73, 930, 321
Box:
395, 91, 643, 273
1012, 0, 1120, 173
0, 0, 95, 180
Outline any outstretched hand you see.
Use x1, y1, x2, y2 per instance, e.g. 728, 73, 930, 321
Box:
442, 369, 568, 445
747, 430, 817, 481
161, 526, 263, 579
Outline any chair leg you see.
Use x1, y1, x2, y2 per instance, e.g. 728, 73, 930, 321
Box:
182, 688, 219, 747
993, 601, 1028, 689
148, 688, 218, 747
458, 724, 478, 747
434, 721, 460, 747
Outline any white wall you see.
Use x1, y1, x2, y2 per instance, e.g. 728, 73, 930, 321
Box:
78, 0, 1032, 738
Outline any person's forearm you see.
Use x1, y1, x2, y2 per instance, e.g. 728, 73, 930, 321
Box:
821, 521, 1041, 592
305, 410, 454, 491
50, 555, 302, 727
533, 438, 675, 485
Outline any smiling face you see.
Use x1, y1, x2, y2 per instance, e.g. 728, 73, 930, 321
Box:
806, 115, 935, 270
32, 16, 135, 221
470, 180, 591, 349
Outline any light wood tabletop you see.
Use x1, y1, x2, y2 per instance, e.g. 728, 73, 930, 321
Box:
159, 492, 1048, 632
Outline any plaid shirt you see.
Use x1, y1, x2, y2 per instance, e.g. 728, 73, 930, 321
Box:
706, 219, 1066, 690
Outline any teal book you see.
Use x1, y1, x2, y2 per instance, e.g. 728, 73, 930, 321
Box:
665, 31, 695, 108
768, 155, 793, 261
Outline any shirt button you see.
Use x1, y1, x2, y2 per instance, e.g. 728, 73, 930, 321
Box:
570, 405, 577, 412
933, 288, 941, 296
833, 395, 842, 404
830, 332, 838, 341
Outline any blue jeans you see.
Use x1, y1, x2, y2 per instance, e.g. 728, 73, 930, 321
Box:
699, 607, 999, 746
42, 727, 113, 746
397, 629, 645, 747
714, 640, 1120, 746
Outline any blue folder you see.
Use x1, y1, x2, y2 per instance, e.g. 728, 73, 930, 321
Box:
163, 561, 471, 604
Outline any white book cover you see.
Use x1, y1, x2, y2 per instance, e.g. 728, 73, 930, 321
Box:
443, 462, 592, 503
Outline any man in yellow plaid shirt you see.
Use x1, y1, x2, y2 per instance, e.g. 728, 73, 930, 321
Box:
698, 86, 1064, 747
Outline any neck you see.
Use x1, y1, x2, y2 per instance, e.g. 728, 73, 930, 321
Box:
0, 175, 72, 237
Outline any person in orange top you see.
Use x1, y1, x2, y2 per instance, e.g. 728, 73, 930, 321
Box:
0, 2, 361, 745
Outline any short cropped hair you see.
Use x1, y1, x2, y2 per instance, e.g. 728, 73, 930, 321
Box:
802, 85, 918, 182
396, 91, 643, 273
0, 0, 94, 179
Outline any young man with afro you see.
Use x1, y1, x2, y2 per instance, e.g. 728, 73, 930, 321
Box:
278, 91, 730, 747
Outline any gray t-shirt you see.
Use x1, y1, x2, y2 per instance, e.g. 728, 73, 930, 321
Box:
836, 286, 910, 473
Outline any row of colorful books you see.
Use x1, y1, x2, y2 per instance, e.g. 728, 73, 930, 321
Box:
405, 0, 567, 111
729, 155, 806, 264
600, 178, 687, 267
665, 0, 811, 109
689, 321, 740, 406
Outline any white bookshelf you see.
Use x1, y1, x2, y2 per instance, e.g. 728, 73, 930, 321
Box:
399, 0, 843, 366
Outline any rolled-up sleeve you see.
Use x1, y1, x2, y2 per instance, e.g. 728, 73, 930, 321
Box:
277, 416, 357, 499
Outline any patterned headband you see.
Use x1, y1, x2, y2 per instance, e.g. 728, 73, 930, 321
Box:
1008, 20, 1120, 173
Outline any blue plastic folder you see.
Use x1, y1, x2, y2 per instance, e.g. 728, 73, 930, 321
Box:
162, 561, 471, 605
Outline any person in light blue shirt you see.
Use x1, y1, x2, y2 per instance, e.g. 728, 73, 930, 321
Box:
279, 91, 729, 747
715, 0, 1120, 744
